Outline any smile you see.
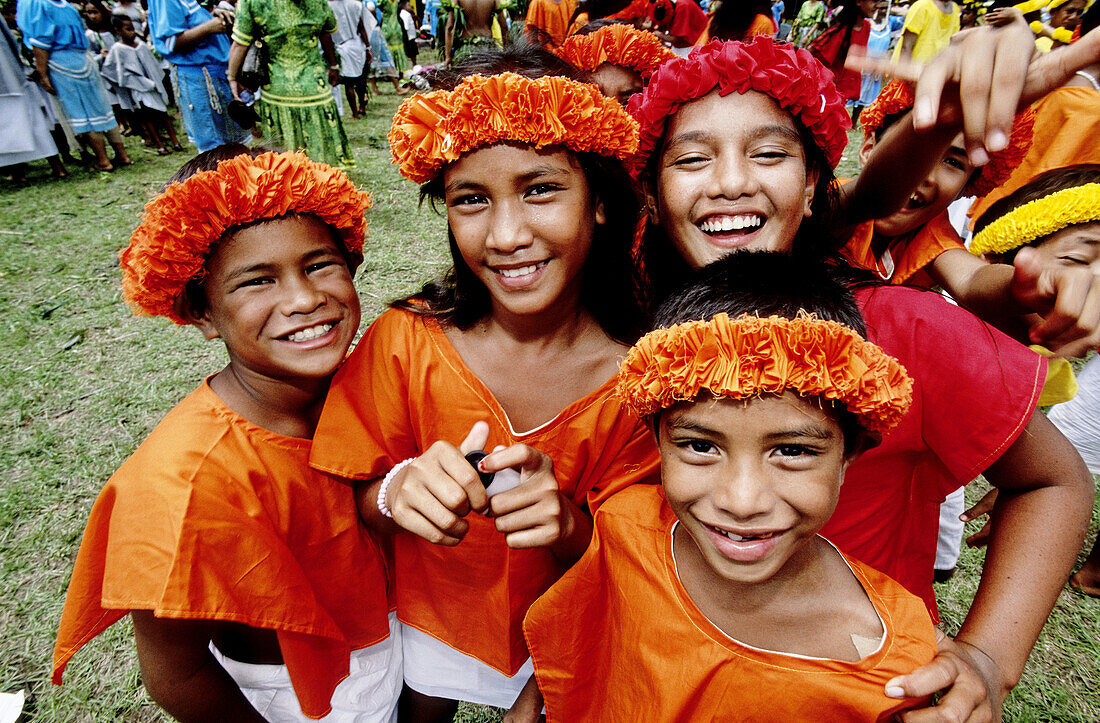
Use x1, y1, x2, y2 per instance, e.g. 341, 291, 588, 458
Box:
708, 524, 780, 542
903, 192, 929, 211
699, 214, 763, 234
494, 261, 549, 278
703, 522, 786, 563
282, 322, 334, 342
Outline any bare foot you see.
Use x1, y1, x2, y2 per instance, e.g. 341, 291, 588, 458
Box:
94, 161, 114, 171
1069, 569, 1100, 597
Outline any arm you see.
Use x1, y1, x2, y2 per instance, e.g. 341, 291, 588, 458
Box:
131, 612, 268, 723
503, 675, 545, 723
896, 28, 918, 62
320, 31, 340, 85
32, 45, 54, 93
444, 8, 454, 66
172, 7, 234, 55
227, 40, 247, 99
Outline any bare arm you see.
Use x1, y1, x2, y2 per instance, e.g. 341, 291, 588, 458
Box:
227, 40, 247, 99
32, 46, 54, 93
896, 29, 918, 63
444, 9, 455, 66
131, 611, 268, 723
173, 8, 234, 55
503, 675, 545, 723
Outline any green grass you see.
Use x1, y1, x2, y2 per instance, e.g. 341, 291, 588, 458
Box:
1, 107, 1097, 722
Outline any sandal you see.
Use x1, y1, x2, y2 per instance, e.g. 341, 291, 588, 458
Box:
172, 144, 185, 152
156, 147, 172, 155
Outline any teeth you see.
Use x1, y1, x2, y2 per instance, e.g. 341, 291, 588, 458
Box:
699, 215, 763, 233
498, 262, 544, 278
725, 531, 748, 541
287, 323, 332, 342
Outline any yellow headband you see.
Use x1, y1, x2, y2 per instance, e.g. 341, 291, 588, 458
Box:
970, 183, 1100, 255
615, 312, 913, 434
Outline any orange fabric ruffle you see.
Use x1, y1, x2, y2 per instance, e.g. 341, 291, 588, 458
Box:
859, 78, 914, 138
121, 151, 371, 325
388, 72, 639, 184
555, 24, 676, 80
616, 313, 913, 434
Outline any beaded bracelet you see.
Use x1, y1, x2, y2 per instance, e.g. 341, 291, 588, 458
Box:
377, 458, 415, 519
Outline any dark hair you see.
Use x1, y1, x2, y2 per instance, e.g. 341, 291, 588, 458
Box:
573, 17, 634, 35
973, 164, 1100, 262
427, 39, 588, 89
176, 145, 358, 317
638, 116, 842, 311
652, 251, 869, 450
110, 13, 133, 32
1082, 0, 1099, 34
82, 0, 114, 31
393, 149, 646, 344
708, 0, 773, 42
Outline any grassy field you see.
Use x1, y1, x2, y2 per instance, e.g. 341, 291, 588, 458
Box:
1, 97, 1098, 721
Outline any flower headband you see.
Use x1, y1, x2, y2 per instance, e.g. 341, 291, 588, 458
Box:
626, 36, 851, 176
859, 79, 1036, 198
388, 72, 640, 184
616, 312, 913, 434
121, 151, 370, 325
555, 24, 676, 80
970, 183, 1100, 255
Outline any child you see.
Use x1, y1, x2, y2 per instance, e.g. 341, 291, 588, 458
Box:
103, 15, 182, 154
524, 251, 938, 720
554, 22, 675, 106
626, 34, 1095, 719
398, 0, 418, 65
328, 0, 372, 118
51, 147, 401, 722
309, 58, 659, 720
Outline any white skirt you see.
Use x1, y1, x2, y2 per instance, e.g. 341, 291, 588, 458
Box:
212, 612, 402, 722
401, 622, 534, 709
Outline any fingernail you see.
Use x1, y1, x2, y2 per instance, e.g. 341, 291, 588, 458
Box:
970, 146, 989, 166
959, 514, 969, 521
884, 685, 906, 699
987, 129, 1008, 152
914, 97, 934, 127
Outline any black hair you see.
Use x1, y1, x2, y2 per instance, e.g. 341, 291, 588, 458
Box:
82, 0, 114, 32
110, 13, 133, 32
708, 0, 774, 42
973, 164, 1100, 262
652, 251, 869, 451
573, 17, 634, 35
175, 144, 358, 318
427, 39, 588, 89
1082, 1, 1099, 34
638, 116, 842, 312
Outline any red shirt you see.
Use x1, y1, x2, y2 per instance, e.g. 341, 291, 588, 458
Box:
823, 286, 1046, 617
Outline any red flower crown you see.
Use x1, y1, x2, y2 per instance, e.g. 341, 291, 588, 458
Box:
859, 78, 1036, 198
626, 36, 852, 176
121, 152, 370, 325
388, 72, 640, 184
556, 24, 676, 80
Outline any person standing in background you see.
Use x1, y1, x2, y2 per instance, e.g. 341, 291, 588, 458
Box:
893, 0, 959, 63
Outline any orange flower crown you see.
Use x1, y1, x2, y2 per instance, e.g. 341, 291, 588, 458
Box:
121, 151, 370, 325
616, 312, 914, 434
388, 72, 640, 184
858, 79, 1036, 198
555, 24, 676, 80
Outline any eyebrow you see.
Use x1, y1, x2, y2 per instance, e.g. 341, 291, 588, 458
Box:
444, 164, 570, 194
764, 424, 836, 442
665, 124, 801, 150
666, 417, 721, 436
222, 248, 337, 285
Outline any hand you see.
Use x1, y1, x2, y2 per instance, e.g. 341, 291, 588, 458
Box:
228, 77, 243, 101
481, 444, 576, 550
327, 65, 341, 86
36, 72, 55, 94
385, 421, 491, 545
889, 631, 1000, 722
961, 488, 998, 548
211, 8, 235, 34
1010, 247, 1100, 358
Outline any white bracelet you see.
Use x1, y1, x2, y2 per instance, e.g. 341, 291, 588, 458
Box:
377, 458, 415, 519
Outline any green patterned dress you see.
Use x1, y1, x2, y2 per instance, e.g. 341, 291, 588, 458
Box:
232, 0, 354, 166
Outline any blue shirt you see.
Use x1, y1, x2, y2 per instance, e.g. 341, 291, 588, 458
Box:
147, 0, 230, 66
16, 0, 88, 52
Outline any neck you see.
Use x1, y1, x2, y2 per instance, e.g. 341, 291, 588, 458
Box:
484, 287, 590, 345
208, 363, 331, 439
123, 37, 137, 46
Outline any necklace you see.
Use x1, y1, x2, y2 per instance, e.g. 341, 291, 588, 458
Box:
1075, 70, 1100, 91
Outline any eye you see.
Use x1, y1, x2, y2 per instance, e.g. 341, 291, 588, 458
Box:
235, 276, 273, 290
448, 192, 487, 207
943, 156, 968, 172
774, 444, 817, 458
670, 153, 708, 168
525, 182, 563, 199
751, 147, 793, 164
1058, 255, 1090, 266
674, 438, 719, 456
306, 259, 341, 273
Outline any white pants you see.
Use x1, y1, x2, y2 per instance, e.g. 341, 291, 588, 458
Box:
1049, 354, 1100, 475
935, 487, 966, 572
401, 622, 534, 709
213, 613, 402, 722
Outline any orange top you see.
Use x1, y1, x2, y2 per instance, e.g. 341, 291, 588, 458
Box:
970, 86, 1100, 225
842, 211, 965, 287
524, 484, 938, 721
51, 382, 392, 720
696, 12, 777, 45
524, 0, 578, 46
310, 308, 660, 675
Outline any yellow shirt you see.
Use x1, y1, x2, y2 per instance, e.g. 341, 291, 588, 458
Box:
893, 0, 960, 62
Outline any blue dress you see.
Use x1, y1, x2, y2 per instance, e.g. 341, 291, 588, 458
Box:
16, 0, 116, 133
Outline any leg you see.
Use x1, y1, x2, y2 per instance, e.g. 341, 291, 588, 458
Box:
343, 81, 359, 118
1070, 534, 1100, 597
397, 685, 458, 723
161, 112, 183, 150
84, 131, 113, 169
47, 155, 67, 177
106, 126, 132, 165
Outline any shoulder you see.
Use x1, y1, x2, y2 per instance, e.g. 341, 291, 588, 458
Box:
595, 484, 669, 534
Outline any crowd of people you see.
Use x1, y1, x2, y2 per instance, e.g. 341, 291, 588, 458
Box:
16, 0, 1100, 721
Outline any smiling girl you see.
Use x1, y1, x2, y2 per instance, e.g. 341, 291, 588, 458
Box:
309, 52, 658, 721
627, 33, 1097, 719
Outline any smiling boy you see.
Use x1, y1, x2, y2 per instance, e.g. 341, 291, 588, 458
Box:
522, 252, 939, 720
52, 147, 401, 722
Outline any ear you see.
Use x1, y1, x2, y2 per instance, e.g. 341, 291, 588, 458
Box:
802, 164, 819, 219
642, 179, 660, 226
858, 133, 876, 168
841, 429, 881, 470
175, 293, 221, 341
594, 197, 606, 226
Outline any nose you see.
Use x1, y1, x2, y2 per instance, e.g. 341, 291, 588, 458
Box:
711, 460, 777, 521
485, 198, 534, 254
706, 150, 761, 201
280, 273, 326, 315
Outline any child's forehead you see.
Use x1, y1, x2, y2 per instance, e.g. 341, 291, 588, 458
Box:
662, 392, 840, 431
666, 90, 801, 144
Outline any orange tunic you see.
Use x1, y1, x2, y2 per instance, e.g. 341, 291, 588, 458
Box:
524, 485, 938, 721
310, 308, 660, 676
842, 211, 965, 287
970, 86, 1100, 225
52, 382, 392, 720
524, 0, 578, 46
